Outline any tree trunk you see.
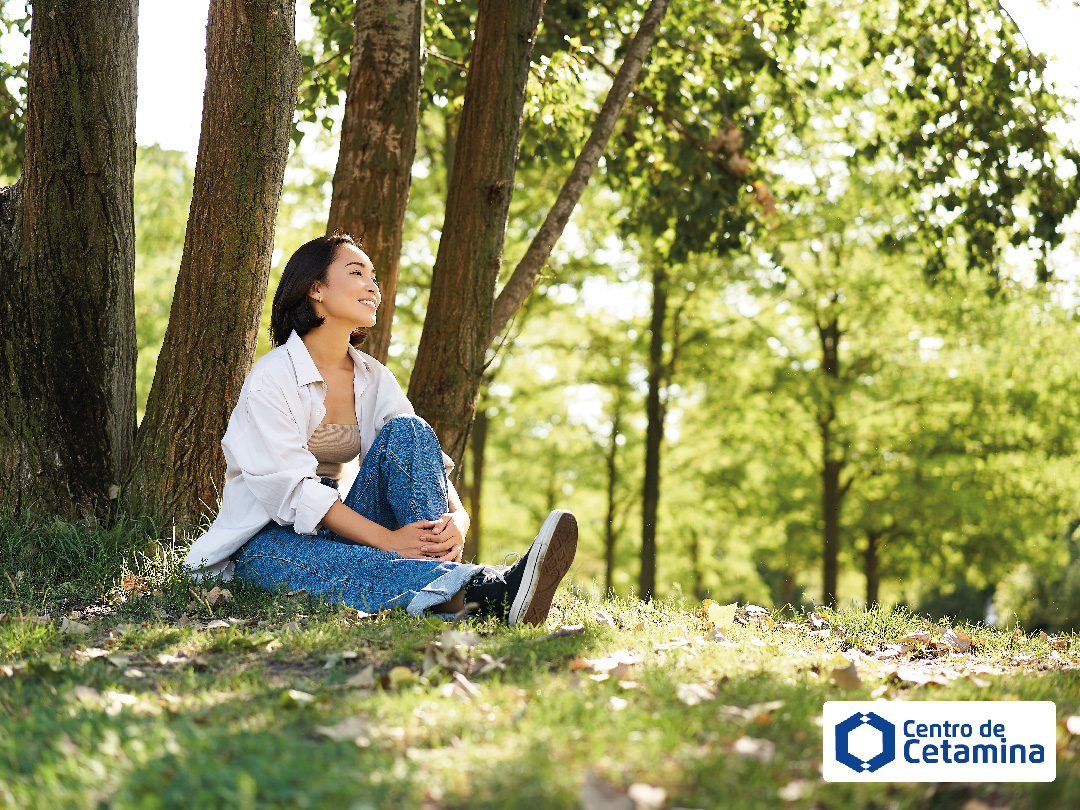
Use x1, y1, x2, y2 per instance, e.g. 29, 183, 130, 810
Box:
464, 403, 488, 563
0, 0, 138, 517
123, 0, 302, 525
604, 399, 622, 595
865, 530, 881, 607
488, 0, 670, 340
407, 0, 544, 464
640, 261, 668, 601
820, 315, 843, 606
326, 0, 424, 363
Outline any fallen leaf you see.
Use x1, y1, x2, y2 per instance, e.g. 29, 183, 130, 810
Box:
345, 665, 375, 689
122, 574, 147, 593
315, 714, 373, 746
205, 619, 230, 630
75, 647, 110, 661
201, 586, 233, 606
123, 668, 145, 678
536, 624, 585, 642
1010, 653, 1035, 665
733, 735, 775, 763
581, 771, 633, 810
60, 617, 90, 635
778, 779, 809, 802
705, 601, 738, 631
286, 588, 308, 601
73, 685, 100, 703
281, 621, 301, 633
675, 682, 717, 706
1049, 636, 1071, 652
279, 689, 316, 707
626, 783, 666, 810
808, 612, 828, 630
830, 661, 862, 689
384, 666, 416, 688
592, 609, 616, 627
470, 653, 507, 676
608, 696, 628, 711
892, 665, 950, 686
943, 628, 972, 653
439, 671, 481, 700
897, 631, 932, 645
106, 654, 131, 668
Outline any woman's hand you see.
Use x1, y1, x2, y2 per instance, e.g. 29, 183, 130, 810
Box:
419, 512, 467, 562
381, 520, 445, 559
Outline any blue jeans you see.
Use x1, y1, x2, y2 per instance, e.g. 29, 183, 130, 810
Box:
234, 415, 486, 615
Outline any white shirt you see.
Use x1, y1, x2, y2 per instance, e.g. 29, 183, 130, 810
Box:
183, 330, 451, 579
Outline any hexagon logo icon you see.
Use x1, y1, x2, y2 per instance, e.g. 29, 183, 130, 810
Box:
835, 711, 896, 773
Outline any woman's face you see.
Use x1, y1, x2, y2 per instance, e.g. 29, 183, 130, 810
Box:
310, 245, 381, 329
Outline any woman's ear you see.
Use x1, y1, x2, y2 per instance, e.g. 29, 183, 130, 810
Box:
309, 283, 323, 304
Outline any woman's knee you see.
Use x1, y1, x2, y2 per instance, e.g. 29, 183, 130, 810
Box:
378, 414, 438, 446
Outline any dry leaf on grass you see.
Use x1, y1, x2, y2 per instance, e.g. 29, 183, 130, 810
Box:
608, 696, 628, 711
439, 672, 481, 700
943, 628, 972, 653
626, 783, 667, 810
281, 621, 301, 633
536, 624, 585, 642
704, 600, 738, 632
73, 685, 100, 703
778, 779, 808, 802
205, 619, 229, 630
892, 665, 950, 686
592, 609, 616, 627
279, 689, 316, 707
897, 631, 932, 645
829, 661, 862, 689
315, 714, 373, 747
382, 666, 416, 688
675, 682, 717, 706
733, 735, 775, 763
199, 586, 232, 606
345, 665, 375, 689
581, 771, 634, 810
60, 617, 90, 635
122, 574, 148, 593
106, 654, 131, 668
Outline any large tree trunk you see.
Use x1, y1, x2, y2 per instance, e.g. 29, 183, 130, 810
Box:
603, 396, 622, 595
0, 0, 138, 517
464, 403, 488, 563
640, 261, 668, 601
326, 0, 424, 363
123, 0, 302, 525
407, 0, 545, 463
819, 315, 843, 606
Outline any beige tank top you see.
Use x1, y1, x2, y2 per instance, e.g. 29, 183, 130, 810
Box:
308, 422, 363, 481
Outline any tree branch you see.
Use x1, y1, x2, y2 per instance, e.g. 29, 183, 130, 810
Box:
488, 0, 671, 342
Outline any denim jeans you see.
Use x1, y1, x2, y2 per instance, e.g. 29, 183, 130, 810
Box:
234, 415, 486, 615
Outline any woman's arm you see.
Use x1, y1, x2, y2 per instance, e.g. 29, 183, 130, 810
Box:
320, 501, 447, 559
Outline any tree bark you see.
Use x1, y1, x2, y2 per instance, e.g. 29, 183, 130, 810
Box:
407, 0, 544, 464
123, 0, 302, 525
489, 0, 670, 341
0, 0, 138, 517
865, 530, 881, 607
819, 315, 843, 606
603, 396, 622, 595
326, 0, 424, 363
640, 261, 668, 601
464, 403, 488, 563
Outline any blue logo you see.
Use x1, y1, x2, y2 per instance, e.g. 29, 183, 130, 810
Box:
835, 711, 896, 773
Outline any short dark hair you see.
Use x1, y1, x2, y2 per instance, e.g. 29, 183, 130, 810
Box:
270, 233, 368, 348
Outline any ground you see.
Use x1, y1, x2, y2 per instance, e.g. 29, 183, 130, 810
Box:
2, 565, 1079, 810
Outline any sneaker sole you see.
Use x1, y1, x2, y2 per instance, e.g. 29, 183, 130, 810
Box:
508, 510, 578, 626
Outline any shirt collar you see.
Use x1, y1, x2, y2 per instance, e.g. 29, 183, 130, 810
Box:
285, 330, 324, 387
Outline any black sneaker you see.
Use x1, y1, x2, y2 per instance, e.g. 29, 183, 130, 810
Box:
465, 510, 577, 625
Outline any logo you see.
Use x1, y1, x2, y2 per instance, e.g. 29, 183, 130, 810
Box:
834, 711, 895, 773
823, 701, 1056, 783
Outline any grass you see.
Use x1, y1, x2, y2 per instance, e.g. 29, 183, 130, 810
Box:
1, 516, 1079, 809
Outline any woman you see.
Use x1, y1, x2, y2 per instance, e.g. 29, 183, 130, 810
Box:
184, 233, 577, 624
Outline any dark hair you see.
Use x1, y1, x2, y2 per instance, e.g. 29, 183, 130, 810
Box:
270, 233, 368, 347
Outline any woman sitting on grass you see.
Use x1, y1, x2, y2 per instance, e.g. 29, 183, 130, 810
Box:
184, 233, 577, 623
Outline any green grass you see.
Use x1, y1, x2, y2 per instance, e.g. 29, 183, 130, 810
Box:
1, 518, 1079, 809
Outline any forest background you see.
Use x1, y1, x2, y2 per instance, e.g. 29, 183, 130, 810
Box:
2, 0, 1080, 631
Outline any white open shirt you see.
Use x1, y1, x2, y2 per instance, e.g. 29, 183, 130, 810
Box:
183, 330, 452, 580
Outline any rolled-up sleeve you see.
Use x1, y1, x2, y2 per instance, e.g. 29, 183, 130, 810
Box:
227, 384, 339, 535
